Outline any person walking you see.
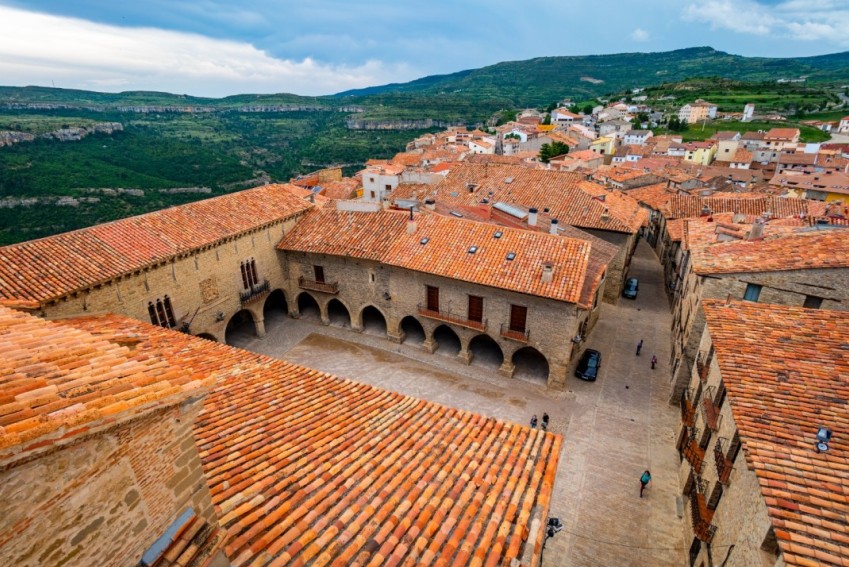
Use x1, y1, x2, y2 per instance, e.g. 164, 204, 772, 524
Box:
636, 339, 643, 356
541, 413, 549, 431
640, 470, 652, 497
530, 415, 538, 429
651, 355, 657, 369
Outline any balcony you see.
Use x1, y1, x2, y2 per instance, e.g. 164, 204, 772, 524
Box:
682, 428, 705, 474
500, 323, 530, 343
714, 438, 734, 485
416, 304, 486, 332
701, 386, 721, 431
690, 489, 717, 544
239, 280, 270, 306
298, 276, 339, 295
696, 357, 710, 382
680, 388, 697, 427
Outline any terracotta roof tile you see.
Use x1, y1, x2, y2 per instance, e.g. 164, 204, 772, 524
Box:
0, 307, 209, 461
279, 208, 593, 304
0, 184, 312, 306
662, 195, 813, 220
703, 300, 849, 567
63, 314, 562, 566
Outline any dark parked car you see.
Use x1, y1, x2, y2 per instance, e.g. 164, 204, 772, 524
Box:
623, 277, 639, 299
575, 349, 601, 381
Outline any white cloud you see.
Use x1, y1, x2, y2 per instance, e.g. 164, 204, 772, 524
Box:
682, 0, 849, 46
0, 5, 418, 96
630, 28, 650, 42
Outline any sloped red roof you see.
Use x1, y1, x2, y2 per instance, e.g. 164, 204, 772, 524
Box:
0, 184, 312, 306
661, 195, 812, 220
63, 314, 562, 567
703, 300, 849, 567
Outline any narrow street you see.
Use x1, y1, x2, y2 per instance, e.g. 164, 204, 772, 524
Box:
229, 239, 684, 566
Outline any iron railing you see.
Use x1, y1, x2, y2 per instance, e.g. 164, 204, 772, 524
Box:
500, 323, 530, 343
298, 276, 339, 295
239, 280, 270, 305
416, 304, 486, 331
714, 437, 734, 485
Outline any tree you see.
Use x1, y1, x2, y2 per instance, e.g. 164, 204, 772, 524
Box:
541, 114, 551, 125
539, 141, 569, 163
582, 104, 594, 115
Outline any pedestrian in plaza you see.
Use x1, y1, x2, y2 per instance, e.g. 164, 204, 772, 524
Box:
640, 470, 652, 498
541, 413, 549, 431
651, 355, 657, 370
530, 415, 538, 429
636, 339, 643, 356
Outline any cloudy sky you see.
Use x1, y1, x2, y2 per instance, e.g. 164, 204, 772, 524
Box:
1, 0, 847, 97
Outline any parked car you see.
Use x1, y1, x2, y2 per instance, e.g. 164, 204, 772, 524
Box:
623, 277, 639, 299
575, 349, 601, 381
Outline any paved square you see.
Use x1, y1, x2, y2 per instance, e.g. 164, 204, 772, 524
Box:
229, 241, 685, 566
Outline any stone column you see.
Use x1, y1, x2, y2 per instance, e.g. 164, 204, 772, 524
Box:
547, 362, 568, 390
498, 360, 515, 378
457, 347, 472, 365
254, 317, 266, 338
422, 337, 437, 354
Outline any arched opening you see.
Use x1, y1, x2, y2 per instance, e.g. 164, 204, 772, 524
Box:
469, 334, 504, 368
361, 305, 387, 336
195, 333, 218, 342
400, 316, 425, 345
297, 292, 321, 321
512, 346, 550, 384
327, 298, 351, 327
263, 289, 288, 325
225, 310, 256, 345
433, 325, 461, 357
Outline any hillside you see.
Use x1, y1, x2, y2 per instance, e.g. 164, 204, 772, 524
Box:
336, 47, 849, 106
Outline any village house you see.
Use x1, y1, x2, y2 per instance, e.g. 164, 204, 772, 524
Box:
772, 170, 849, 202
838, 115, 849, 134
710, 131, 741, 162
623, 130, 653, 146
0, 305, 561, 566
551, 107, 582, 126
598, 119, 632, 138
683, 141, 718, 166
678, 299, 849, 567
728, 148, 753, 169
668, 221, 849, 401
678, 99, 718, 124
361, 162, 404, 202
549, 149, 605, 172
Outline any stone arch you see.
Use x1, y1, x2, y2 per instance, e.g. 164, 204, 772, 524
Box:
297, 292, 321, 321
195, 332, 219, 342
469, 334, 504, 368
327, 298, 352, 328
360, 305, 387, 336
225, 309, 258, 345
400, 316, 426, 345
433, 324, 461, 357
511, 346, 550, 384
263, 289, 289, 322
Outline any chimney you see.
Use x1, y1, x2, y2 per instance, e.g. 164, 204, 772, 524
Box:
550, 219, 559, 235
748, 219, 765, 240
407, 220, 417, 234
542, 262, 554, 283
424, 198, 436, 210
600, 207, 610, 222
528, 207, 539, 226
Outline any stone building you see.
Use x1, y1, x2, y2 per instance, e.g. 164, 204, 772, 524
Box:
668, 223, 849, 401
677, 300, 848, 567
0, 183, 313, 343
390, 163, 647, 303
0, 304, 563, 566
278, 203, 613, 388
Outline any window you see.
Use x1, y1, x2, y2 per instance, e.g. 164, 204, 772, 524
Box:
148, 296, 176, 328
707, 482, 723, 510
385, 184, 392, 192
803, 295, 823, 309
426, 285, 439, 312
240, 258, 259, 290
314, 265, 325, 283
509, 304, 527, 333
699, 427, 712, 450
468, 295, 484, 323
714, 380, 727, 409
743, 283, 762, 302
369, 272, 375, 283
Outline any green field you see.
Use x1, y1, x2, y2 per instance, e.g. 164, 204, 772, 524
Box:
654, 119, 832, 143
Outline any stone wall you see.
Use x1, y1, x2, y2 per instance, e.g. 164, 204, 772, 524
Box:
0, 399, 215, 567
582, 229, 637, 303
41, 214, 305, 342
281, 250, 587, 388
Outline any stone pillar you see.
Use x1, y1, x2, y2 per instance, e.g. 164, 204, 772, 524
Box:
498, 360, 515, 378
457, 348, 472, 365
387, 329, 404, 344
422, 337, 437, 354
547, 362, 568, 390
254, 317, 266, 338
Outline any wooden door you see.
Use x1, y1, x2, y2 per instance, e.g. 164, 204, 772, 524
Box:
314, 265, 325, 283
468, 295, 484, 323
426, 285, 439, 312
509, 304, 527, 333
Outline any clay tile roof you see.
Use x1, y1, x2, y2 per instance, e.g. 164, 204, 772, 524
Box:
662, 195, 812, 220
765, 128, 800, 140
666, 219, 686, 242
319, 178, 359, 200
731, 148, 753, 163
625, 182, 676, 210
691, 228, 849, 274
0, 307, 209, 461
703, 300, 849, 567
279, 208, 593, 304
63, 315, 562, 566
0, 184, 312, 306
742, 131, 766, 141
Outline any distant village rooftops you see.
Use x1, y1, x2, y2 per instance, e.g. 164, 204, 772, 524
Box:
0, 183, 313, 308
